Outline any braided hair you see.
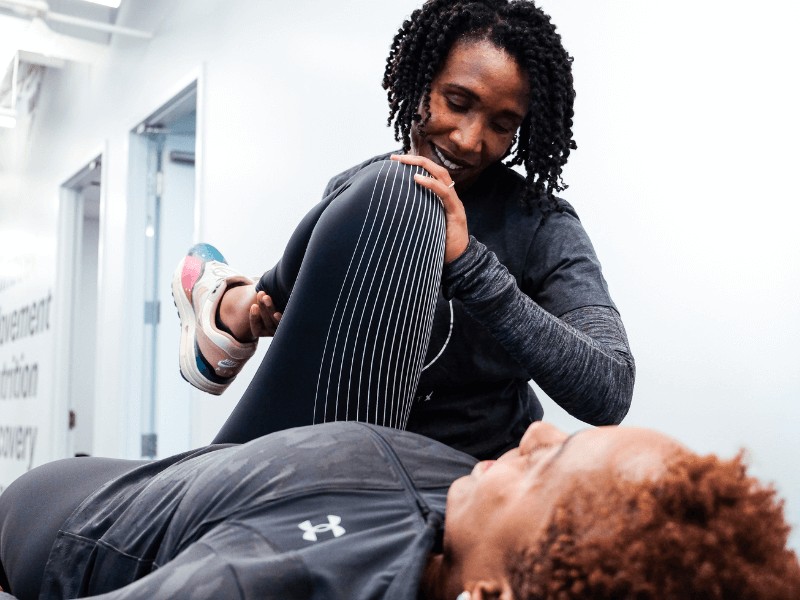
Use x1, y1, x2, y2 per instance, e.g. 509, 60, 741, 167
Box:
383, 0, 576, 213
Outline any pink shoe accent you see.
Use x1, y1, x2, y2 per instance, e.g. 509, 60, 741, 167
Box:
181, 255, 203, 298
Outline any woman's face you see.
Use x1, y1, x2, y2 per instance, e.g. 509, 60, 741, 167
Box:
443, 422, 686, 591
410, 39, 530, 188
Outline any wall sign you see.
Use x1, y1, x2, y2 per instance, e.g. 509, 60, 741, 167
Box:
0, 255, 55, 495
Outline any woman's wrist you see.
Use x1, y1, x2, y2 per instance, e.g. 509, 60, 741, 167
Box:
441, 236, 484, 299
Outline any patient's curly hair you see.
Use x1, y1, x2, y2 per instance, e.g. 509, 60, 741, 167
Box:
509, 452, 800, 599
382, 0, 576, 213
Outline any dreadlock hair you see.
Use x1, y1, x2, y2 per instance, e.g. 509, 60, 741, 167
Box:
508, 451, 800, 599
382, 0, 577, 214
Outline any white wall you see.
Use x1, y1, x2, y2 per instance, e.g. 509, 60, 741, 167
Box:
535, 0, 800, 549
0, 0, 797, 547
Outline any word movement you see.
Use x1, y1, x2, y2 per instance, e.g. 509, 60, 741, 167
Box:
0, 292, 52, 346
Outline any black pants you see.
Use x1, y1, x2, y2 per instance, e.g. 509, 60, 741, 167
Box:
0, 457, 147, 599
0, 160, 444, 598
214, 159, 444, 443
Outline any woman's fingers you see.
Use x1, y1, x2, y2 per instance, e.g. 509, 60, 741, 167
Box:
248, 292, 282, 338
390, 154, 468, 263
390, 153, 450, 181
248, 305, 268, 337
390, 153, 456, 206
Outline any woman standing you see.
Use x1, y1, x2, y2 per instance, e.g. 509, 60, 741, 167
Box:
175, 0, 635, 459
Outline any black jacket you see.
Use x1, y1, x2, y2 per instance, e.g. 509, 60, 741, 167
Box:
38, 423, 476, 599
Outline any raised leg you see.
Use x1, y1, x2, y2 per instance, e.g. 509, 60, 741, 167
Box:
213, 160, 445, 443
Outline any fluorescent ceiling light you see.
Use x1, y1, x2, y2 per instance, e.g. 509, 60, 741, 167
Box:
80, 0, 122, 8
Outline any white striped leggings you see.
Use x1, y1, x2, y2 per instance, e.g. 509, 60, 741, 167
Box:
213, 160, 445, 444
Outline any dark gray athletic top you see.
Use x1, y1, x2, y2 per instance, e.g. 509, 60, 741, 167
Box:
38, 423, 476, 600
322, 154, 636, 459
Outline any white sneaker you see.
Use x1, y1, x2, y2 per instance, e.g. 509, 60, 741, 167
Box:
171, 243, 257, 395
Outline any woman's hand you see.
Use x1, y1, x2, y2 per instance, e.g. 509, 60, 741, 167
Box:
249, 291, 282, 338
391, 154, 469, 264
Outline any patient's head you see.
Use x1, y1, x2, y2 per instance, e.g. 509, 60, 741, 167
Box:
441, 422, 800, 599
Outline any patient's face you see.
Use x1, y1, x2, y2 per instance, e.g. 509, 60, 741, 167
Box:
444, 422, 686, 577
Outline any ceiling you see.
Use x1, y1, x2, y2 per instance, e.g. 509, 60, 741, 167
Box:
0, 0, 121, 70
0, 0, 152, 165
1, 0, 117, 119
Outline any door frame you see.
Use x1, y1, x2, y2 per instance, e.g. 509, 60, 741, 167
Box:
53, 145, 107, 459
123, 68, 204, 458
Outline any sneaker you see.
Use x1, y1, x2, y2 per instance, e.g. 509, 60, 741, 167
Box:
171, 243, 258, 395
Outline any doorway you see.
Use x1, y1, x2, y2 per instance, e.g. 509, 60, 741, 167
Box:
58, 157, 102, 457
129, 82, 197, 459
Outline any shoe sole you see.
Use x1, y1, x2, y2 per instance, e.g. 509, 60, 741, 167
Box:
171, 256, 229, 395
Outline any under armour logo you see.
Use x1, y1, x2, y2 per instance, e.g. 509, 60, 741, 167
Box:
298, 515, 346, 542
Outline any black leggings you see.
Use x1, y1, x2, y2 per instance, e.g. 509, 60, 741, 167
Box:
0, 160, 444, 598
0, 457, 147, 599
213, 159, 444, 443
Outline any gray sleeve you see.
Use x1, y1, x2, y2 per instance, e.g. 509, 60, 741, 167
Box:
442, 237, 635, 425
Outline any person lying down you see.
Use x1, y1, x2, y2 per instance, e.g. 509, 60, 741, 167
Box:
0, 421, 798, 599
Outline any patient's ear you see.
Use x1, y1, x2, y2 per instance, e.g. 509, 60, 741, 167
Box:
468, 578, 513, 600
